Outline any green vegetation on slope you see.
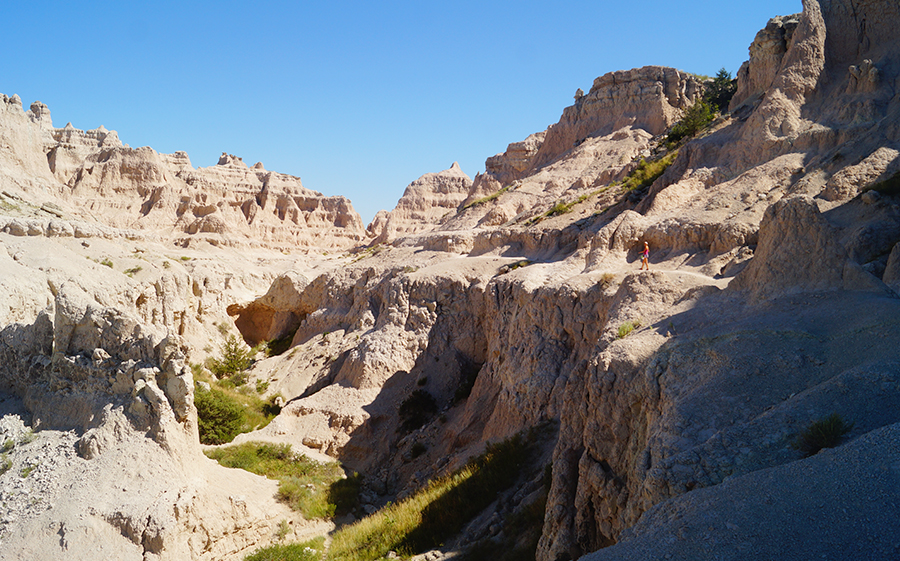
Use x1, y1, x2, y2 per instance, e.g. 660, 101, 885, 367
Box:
205, 442, 360, 519
795, 413, 854, 456
327, 432, 533, 561
244, 537, 326, 561
464, 185, 511, 209
193, 364, 281, 445
620, 151, 678, 193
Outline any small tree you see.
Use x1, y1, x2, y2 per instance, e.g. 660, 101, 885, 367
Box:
704, 68, 737, 113
207, 334, 253, 383
195, 388, 246, 444
667, 99, 716, 145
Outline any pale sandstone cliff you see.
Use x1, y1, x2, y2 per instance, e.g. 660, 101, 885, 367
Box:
0, 100, 365, 250
2, 0, 900, 559
367, 162, 473, 244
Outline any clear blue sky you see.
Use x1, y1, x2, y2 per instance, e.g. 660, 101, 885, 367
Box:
1, 1, 801, 224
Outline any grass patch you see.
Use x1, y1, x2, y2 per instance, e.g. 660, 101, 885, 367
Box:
0, 454, 10, 476
205, 442, 359, 520
547, 190, 600, 217
100, 258, 113, 268
351, 244, 383, 263
124, 265, 143, 277
244, 536, 326, 561
795, 413, 854, 456
617, 319, 643, 339
328, 432, 533, 561
464, 185, 511, 209
620, 151, 678, 193
527, 190, 602, 225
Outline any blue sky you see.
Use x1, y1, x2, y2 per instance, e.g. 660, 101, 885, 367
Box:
1, 1, 801, 224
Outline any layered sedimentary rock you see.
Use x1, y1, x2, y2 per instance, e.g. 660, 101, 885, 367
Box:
0, 100, 365, 249
3, 0, 900, 559
442, 66, 703, 231
0, 229, 316, 559
232, 2, 900, 560
367, 162, 472, 244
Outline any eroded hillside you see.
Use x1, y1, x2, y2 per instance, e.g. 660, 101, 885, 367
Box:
1, 0, 900, 560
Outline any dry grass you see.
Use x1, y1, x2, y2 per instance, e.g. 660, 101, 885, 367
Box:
327, 434, 531, 561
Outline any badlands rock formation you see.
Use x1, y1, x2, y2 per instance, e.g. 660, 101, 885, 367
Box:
2, 0, 900, 560
0, 96, 365, 250
367, 162, 472, 244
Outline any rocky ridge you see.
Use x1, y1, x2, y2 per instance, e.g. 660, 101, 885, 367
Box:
367, 162, 472, 245
0, 96, 365, 250
2, 0, 900, 560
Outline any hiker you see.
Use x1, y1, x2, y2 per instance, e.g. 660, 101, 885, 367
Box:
640, 241, 650, 270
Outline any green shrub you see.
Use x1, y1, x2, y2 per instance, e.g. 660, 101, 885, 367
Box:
193, 373, 281, 445
265, 327, 299, 357
704, 68, 736, 112
620, 151, 678, 192
124, 266, 143, 277
100, 258, 113, 268
667, 99, 715, 145
795, 413, 854, 456
244, 537, 325, 561
195, 388, 246, 445
398, 390, 438, 432
0, 454, 10, 475
208, 334, 253, 381
275, 519, 292, 541
617, 319, 643, 339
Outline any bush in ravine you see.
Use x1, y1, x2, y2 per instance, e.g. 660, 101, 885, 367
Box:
195, 388, 246, 445
667, 99, 715, 145
207, 334, 253, 383
398, 390, 438, 432
795, 413, 854, 456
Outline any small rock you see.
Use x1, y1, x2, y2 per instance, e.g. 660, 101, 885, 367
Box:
861, 190, 880, 204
